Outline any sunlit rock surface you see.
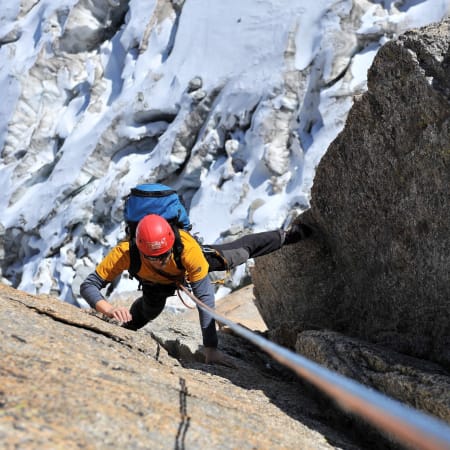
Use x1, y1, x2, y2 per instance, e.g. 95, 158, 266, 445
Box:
1, 283, 367, 449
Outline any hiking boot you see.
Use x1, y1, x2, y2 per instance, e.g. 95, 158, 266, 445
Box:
283, 223, 313, 245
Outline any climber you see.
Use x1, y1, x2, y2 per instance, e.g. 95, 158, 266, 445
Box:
80, 214, 312, 366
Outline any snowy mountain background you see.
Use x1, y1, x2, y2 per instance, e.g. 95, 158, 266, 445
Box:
0, 0, 448, 307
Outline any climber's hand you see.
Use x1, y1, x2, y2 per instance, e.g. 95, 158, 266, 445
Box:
106, 306, 132, 323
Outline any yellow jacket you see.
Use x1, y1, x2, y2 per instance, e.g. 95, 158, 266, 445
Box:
96, 230, 209, 284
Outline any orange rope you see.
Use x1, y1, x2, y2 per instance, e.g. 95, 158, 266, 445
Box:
176, 286, 196, 309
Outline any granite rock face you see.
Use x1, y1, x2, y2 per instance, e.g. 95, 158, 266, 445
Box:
0, 284, 366, 450
253, 19, 450, 368
295, 330, 450, 424
2, 282, 449, 449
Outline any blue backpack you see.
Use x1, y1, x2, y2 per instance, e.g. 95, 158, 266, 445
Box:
124, 183, 191, 237
123, 183, 228, 281
124, 183, 191, 277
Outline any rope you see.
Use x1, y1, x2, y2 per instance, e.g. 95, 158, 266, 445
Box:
178, 284, 450, 450
176, 287, 196, 309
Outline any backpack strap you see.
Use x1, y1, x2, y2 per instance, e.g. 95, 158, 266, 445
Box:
128, 238, 142, 280
171, 224, 185, 271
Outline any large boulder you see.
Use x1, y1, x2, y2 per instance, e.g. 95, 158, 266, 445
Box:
253, 19, 450, 368
295, 330, 450, 424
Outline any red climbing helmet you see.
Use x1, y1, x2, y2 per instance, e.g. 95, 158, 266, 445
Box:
135, 214, 175, 256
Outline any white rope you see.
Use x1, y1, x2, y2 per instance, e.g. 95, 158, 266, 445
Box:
179, 285, 450, 450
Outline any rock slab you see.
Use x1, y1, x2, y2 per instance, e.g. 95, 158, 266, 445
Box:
0, 284, 363, 450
